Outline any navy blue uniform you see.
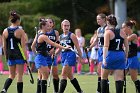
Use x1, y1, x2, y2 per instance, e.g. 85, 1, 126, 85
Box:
46, 29, 57, 51
102, 29, 126, 69
97, 25, 106, 62
60, 32, 76, 66
6, 27, 25, 66
127, 40, 139, 69
34, 33, 49, 69
45, 29, 58, 66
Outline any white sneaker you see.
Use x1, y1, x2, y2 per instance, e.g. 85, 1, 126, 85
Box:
1, 89, 7, 93
96, 91, 101, 93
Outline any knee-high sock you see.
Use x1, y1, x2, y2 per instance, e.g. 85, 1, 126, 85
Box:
17, 82, 23, 93
101, 79, 108, 93
134, 80, 140, 93
115, 80, 124, 93
90, 63, 94, 73
59, 79, 67, 93
97, 77, 101, 92
70, 78, 82, 92
2, 78, 13, 92
0, 61, 3, 72
41, 80, 47, 93
77, 63, 82, 73
106, 79, 110, 93
36, 79, 41, 93
53, 78, 59, 92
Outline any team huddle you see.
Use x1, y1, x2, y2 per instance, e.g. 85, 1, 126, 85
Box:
0, 10, 140, 93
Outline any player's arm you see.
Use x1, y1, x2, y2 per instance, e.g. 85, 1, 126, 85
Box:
2, 29, 8, 59
103, 30, 110, 66
20, 29, 28, 59
31, 34, 37, 54
123, 31, 129, 58
71, 33, 82, 58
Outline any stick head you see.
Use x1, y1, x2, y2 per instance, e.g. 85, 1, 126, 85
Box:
30, 80, 34, 84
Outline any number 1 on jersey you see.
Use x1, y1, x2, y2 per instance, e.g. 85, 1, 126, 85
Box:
10, 38, 14, 49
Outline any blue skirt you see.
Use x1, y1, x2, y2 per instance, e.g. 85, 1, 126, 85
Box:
61, 51, 76, 66
102, 51, 125, 70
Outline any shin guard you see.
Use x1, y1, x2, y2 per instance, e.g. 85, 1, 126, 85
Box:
36, 79, 41, 93
59, 79, 67, 93
134, 80, 140, 93
115, 80, 124, 93
70, 78, 82, 92
53, 78, 59, 92
17, 82, 23, 93
41, 80, 47, 93
101, 79, 108, 93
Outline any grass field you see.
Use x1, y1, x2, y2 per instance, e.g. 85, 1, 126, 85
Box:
0, 73, 139, 93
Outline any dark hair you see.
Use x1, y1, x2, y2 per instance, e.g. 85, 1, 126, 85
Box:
97, 13, 106, 19
39, 17, 47, 29
124, 20, 136, 29
106, 14, 117, 26
9, 10, 20, 23
47, 18, 55, 24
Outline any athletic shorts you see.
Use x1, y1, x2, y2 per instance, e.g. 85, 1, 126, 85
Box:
126, 56, 139, 69
61, 51, 76, 66
34, 54, 48, 69
46, 55, 57, 66
7, 59, 25, 66
102, 51, 125, 70
98, 47, 103, 62
28, 51, 35, 63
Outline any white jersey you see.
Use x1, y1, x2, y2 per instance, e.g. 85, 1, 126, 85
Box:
0, 46, 2, 55
90, 44, 98, 60
75, 36, 84, 56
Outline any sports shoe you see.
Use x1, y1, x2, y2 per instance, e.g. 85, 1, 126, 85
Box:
1, 89, 7, 93
78, 90, 84, 93
96, 91, 101, 93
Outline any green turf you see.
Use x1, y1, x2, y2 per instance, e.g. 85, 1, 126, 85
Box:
0, 73, 139, 93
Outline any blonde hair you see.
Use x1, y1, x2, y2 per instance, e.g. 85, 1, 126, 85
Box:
61, 19, 70, 26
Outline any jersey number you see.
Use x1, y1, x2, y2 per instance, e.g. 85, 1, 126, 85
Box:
98, 38, 101, 46
116, 39, 120, 50
10, 38, 14, 49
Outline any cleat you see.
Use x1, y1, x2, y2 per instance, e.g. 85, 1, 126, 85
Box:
1, 89, 7, 93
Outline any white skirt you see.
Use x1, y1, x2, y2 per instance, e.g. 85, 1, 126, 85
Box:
90, 47, 98, 60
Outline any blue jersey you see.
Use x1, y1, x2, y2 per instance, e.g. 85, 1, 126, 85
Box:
97, 25, 106, 62
60, 32, 76, 66
127, 37, 139, 69
36, 33, 49, 56
6, 26, 23, 60
60, 32, 74, 52
46, 29, 57, 51
109, 29, 124, 51
97, 25, 106, 47
128, 41, 137, 58
102, 29, 125, 70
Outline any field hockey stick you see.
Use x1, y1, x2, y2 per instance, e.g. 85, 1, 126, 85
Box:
48, 47, 56, 87
18, 43, 34, 84
61, 41, 82, 58
124, 69, 126, 93
124, 59, 128, 93
84, 47, 90, 67
34, 26, 38, 34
